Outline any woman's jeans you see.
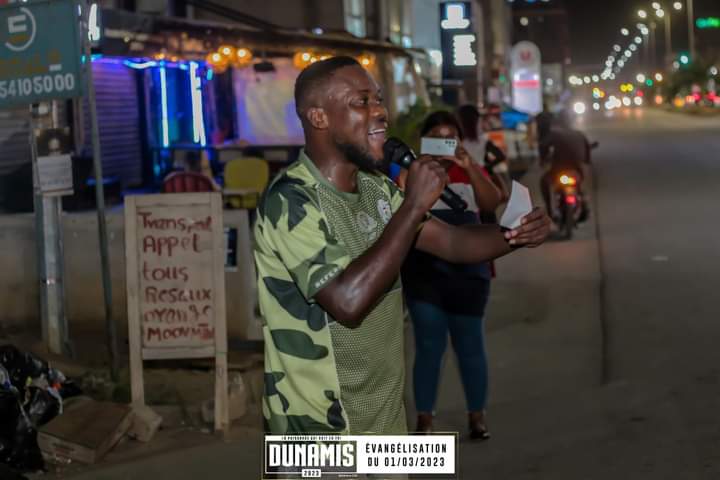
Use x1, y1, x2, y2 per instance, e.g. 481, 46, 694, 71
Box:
407, 279, 491, 413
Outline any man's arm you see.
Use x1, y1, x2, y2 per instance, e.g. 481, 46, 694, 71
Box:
415, 207, 550, 263
314, 159, 446, 329
314, 160, 550, 328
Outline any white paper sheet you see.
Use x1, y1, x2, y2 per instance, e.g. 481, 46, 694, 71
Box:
500, 180, 533, 229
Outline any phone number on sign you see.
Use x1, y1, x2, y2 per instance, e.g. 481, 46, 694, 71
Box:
0, 74, 77, 99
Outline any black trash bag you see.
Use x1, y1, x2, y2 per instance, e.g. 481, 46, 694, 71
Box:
0, 346, 74, 474
0, 391, 20, 461
0, 388, 46, 473
3, 407, 44, 472
58, 379, 83, 400
0, 346, 48, 391
24, 387, 60, 429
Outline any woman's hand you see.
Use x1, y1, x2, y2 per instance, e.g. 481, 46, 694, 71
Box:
443, 145, 473, 170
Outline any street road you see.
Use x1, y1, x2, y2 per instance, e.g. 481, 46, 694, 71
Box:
425, 108, 720, 479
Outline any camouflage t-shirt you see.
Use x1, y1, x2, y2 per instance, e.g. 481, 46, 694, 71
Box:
254, 150, 407, 435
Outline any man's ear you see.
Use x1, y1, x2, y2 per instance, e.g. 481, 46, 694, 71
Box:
306, 107, 328, 130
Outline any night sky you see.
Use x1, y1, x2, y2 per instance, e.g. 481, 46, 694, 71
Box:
563, 0, 719, 65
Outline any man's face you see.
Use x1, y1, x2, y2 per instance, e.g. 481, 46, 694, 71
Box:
323, 66, 388, 171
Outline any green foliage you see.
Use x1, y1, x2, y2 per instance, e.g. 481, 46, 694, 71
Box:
666, 59, 715, 99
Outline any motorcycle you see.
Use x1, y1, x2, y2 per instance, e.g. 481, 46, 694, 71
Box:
551, 170, 585, 240
548, 141, 598, 240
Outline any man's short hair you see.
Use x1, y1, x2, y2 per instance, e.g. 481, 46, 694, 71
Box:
294, 56, 361, 119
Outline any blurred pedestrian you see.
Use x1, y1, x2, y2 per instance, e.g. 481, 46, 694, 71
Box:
397, 111, 503, 440
456, 104, 509, 203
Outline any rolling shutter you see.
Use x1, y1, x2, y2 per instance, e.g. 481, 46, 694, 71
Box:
83, 60, 143, 187
0, 107, 31, 177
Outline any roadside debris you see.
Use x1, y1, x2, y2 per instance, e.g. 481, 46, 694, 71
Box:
38, 397, 133, 464
128, 404, 163, 443
0, 344, 77, 474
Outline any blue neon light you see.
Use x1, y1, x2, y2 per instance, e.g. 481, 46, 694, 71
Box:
82, 54, 104, 64
189, 61, 207, 146
124, 59, 157, 70
159, 66, 169, 148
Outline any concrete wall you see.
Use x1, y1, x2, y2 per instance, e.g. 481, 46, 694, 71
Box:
0, 209, 259, 343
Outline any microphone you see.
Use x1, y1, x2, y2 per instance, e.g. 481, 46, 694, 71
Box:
383, 137, 467, 213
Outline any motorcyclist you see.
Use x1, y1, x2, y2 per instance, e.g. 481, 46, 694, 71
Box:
539, 121, 592, 220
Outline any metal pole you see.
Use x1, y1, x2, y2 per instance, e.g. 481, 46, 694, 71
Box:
665, 13, 672, 67
651, 22, 657, 70
31, 104, 68, 356
83, 2, 119, 379
687, 0, 695, 60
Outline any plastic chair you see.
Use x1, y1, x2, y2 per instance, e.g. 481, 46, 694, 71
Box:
162, 171, 215, 193
223, 157, 269, 209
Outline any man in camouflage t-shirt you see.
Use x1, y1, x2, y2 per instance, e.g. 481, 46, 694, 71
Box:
254, 57, 551, 435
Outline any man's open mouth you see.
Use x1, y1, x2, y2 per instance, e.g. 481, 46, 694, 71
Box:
368, 128, 386, 139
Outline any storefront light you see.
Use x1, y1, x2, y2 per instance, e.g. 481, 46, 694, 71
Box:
124, 59, 157, 70
88, 3, 101, 43
232, 48, 253, 68
219, 45, 235, 57
441, 3, 470, 29
189, 62, 207, 147
294, 51, 313, 69
159, 67, 169, 148
452, 34, 477, 66
357, 53, 376, 69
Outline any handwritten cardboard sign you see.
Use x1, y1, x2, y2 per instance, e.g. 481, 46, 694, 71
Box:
125, 193, 228, 432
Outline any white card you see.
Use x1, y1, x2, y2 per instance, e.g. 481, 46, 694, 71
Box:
500, 181, 533, 229
420, 137, 457, 156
